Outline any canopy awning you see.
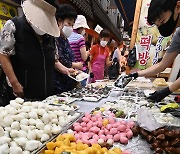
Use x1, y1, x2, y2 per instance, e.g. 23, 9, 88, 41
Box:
114, 0, 136, 30
85, 29, 99, 38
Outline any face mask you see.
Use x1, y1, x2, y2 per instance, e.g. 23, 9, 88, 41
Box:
100, 41, 108, 47
31, 24, 46, 35
62, 26, 73, 38
158, 11, 179, 37
81, 29, 85, 36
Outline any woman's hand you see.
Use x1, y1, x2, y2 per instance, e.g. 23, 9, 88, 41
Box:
68, 68, 76, 75
72, 62, 83, 70
12, 82, 24, 97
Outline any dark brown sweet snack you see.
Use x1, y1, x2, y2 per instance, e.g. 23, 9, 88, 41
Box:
165, 147, 180, 154
171, 138, 180, 147
140, 129, 149, 138
152, 128, 167, 136
161, 141, 170, 147
156, 134, 166, 140
165, 131, 176, 139
165, 147, 173, 154
139, 127, 180, 153
154, 148, 164, 154
147, 135, 155, 144
152, 130, 158, 136
131, 126, 139, 136
151, 142, 160, 150
173, 130, 180, 138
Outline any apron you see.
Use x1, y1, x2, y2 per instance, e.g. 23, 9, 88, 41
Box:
91, 46, 107, 82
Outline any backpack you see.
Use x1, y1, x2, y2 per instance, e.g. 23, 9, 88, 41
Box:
108, 58, 120, 80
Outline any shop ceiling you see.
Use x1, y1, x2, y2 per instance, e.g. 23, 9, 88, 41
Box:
9, 0, 134, 41
114, 0, 136, 30
62, 0, 122, 41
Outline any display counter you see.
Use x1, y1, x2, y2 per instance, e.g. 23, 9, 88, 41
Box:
0, 77, 179, 154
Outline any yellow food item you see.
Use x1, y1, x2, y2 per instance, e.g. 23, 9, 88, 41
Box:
113, 148, 122, 154
92, 144, 101, 150
101, 147, 108, 153
83, 144, 89, 149
70, 142, 77, 148
85, 147, 94, 154
63, 134, 76, 142
76, 142, 85, 151
45, 134, 122, 154
153, 78, 168, 86
59, 145, 72, 151
54, 147, 63, 154
46, 142, 56, 150
77, 150, 89, 154
96, 150, 101, 154
63, 138, 71, 146
103, 119, 109, 126
56, 135, 64, 142
55, 141, 64, 147
93, 111, 99, 115
100, 107, 105, 112
108, 150, 117, 154
45, 150, 54, 154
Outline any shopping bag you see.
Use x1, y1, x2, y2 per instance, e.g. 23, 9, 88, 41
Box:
108, 58, 120, 80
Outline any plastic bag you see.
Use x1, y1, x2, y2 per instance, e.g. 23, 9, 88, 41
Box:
137, 108, 164, 131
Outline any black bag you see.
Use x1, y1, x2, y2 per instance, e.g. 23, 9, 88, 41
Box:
127, 47, 136, 67
0, 67, 15, 106
108, 58, 120, 80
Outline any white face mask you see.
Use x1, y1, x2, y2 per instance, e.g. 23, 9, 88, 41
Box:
100, 40, 108, 47
62, 26, 73, 38
81, 29, 85, 36
31, 24, 46, 35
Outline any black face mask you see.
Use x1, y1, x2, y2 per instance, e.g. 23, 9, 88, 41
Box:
158, 11, 179, 37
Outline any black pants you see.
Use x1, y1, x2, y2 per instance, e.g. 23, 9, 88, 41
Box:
0, 84, 15, 107
0, 69, 16, 106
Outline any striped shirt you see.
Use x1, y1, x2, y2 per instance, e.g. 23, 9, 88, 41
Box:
68, 31, 86, 64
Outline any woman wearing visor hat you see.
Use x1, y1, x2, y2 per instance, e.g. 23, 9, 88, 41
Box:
0, 0, 73, 103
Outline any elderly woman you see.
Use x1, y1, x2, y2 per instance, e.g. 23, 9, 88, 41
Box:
89, 29, 112, 82
0, 0, 71, 104
54, 4, 83, 93
68, 15, 90, 86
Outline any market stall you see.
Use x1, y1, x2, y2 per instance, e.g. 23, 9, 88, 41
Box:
0, 1, 19, 30
0, 0, 179, 153
0, 76, 179, 154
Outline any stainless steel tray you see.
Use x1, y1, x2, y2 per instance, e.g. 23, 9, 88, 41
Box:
38, 115, 153, 154
33, 112, 85, 154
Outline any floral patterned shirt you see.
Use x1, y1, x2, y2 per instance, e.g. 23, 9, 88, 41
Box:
0, 20, 59, 59
0, 20, 16, 56
54, 36, 76, 93
56, 36, 74, 67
